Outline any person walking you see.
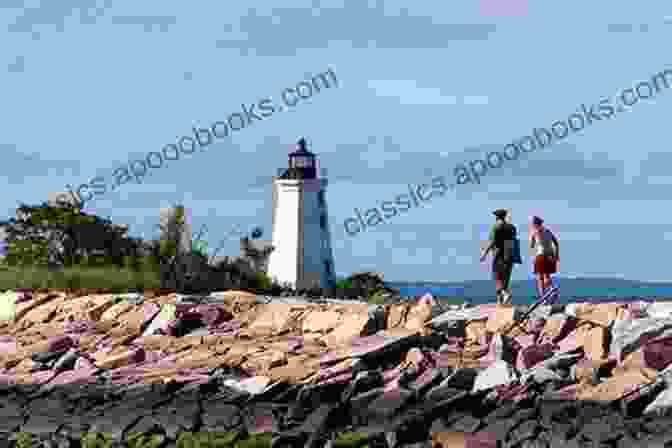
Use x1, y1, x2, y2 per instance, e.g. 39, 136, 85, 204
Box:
481, 209, 520, 304
529, 216, 559, 298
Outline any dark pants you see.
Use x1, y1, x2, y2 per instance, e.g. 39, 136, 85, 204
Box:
493, 258, 514, 292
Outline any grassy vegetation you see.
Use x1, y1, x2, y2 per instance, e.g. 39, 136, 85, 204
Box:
0, 265, 161, 291
0, 265, 289, 295
15, 431, 376, 448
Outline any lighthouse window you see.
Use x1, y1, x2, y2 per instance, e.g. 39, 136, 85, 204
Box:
320, 214, 327, 229
318, 191, 325, 207
324, 260, 331, 276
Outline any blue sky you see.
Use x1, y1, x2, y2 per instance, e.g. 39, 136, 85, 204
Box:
1, 0, 671, 283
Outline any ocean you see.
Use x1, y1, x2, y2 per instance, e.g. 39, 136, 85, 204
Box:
389, 277, 672, 305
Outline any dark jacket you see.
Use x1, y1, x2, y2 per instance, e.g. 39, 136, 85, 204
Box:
491, 222, 519, 264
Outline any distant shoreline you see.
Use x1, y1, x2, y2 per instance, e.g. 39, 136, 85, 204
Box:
388, 277, 672, 304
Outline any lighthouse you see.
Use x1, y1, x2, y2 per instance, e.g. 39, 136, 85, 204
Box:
266, 138, 336, 291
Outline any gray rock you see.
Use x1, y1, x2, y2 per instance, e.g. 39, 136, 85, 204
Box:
443, 368, 479, 390
450, 414, 481, 433
511, 408, 538, 425
520, 431, 552, 448
536, 352, 582, 372
405, 443, 432, 448
483, 402, 517, 424
182, 326, 211, 337
549, 435, 572, 448
271, 431, 307, 448
52, 348, 79, 372
54, 436, 72, 448
152, 411, 193, 438
644, 386, 672, 417
527, 305, 554, 320
428, 308, 490, 329
366, 305, 388, 335
365, 388, 414, 423
350, 387, 385, 418
472, 360, 517, 392
576, 403, 610, 426
488, 334, 516, 364
124, 415, 163, 436
476, 420, 513, 446
642, 416, 672, 434
21, 415, 66, 436
206, 383, 251, 404
398, 366, 420, 387
420, 390, 469, 419
342, 371, 384, 403
578, 414, 626, 443
539, 401, 575, 429
0, 402, 24, 418
87, 410, 144, 441
287, 385, 335, 425
409, 369, 443, 397
296, 403, 338, 434
479, 419, 532, 446
425, 381, 465, 403
57, 418, 90, 440
367, 433, 389, 448
33, 437, 56, 448
386, 411, 432, 445
429, 417, 451, 434
384, 431, 397, 448
116, 292, 145, 305
611, 318, 672, 360
201, 403, 242, 431
635, 432, 672, 448
32, 350, 69, 364
521, 367, 564, 385
508, 420, 539, 445
623, 418, 646, 440
28, 397, 72, 417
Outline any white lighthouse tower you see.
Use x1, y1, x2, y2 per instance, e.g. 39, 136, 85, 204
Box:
266, 138, 336, 291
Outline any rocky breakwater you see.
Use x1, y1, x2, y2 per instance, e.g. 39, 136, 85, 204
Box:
3, 290, 672, 447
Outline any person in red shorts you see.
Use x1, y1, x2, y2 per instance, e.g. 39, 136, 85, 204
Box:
529, 216, 560, 298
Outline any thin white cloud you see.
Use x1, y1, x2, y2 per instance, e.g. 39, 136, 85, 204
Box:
645, 176, 672, 185
368, 80, 489, 107
368, 80, 458, 105
463, 95, 489, 105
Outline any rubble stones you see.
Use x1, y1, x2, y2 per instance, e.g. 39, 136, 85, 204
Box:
5, 292, 672, 445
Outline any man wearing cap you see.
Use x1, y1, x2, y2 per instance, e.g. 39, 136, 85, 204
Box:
480, 209, 519, 304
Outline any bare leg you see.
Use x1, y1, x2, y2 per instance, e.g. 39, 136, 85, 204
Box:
536, 275, 545, 298
542, 274, 551, 293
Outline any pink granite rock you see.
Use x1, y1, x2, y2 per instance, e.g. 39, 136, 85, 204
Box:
516, 343, 556, 370
0, 336, 18, 354
643, 336, 672, 370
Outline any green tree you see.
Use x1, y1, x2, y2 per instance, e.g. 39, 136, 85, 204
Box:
154, 204, 190, 289
0, 201, 143, 269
